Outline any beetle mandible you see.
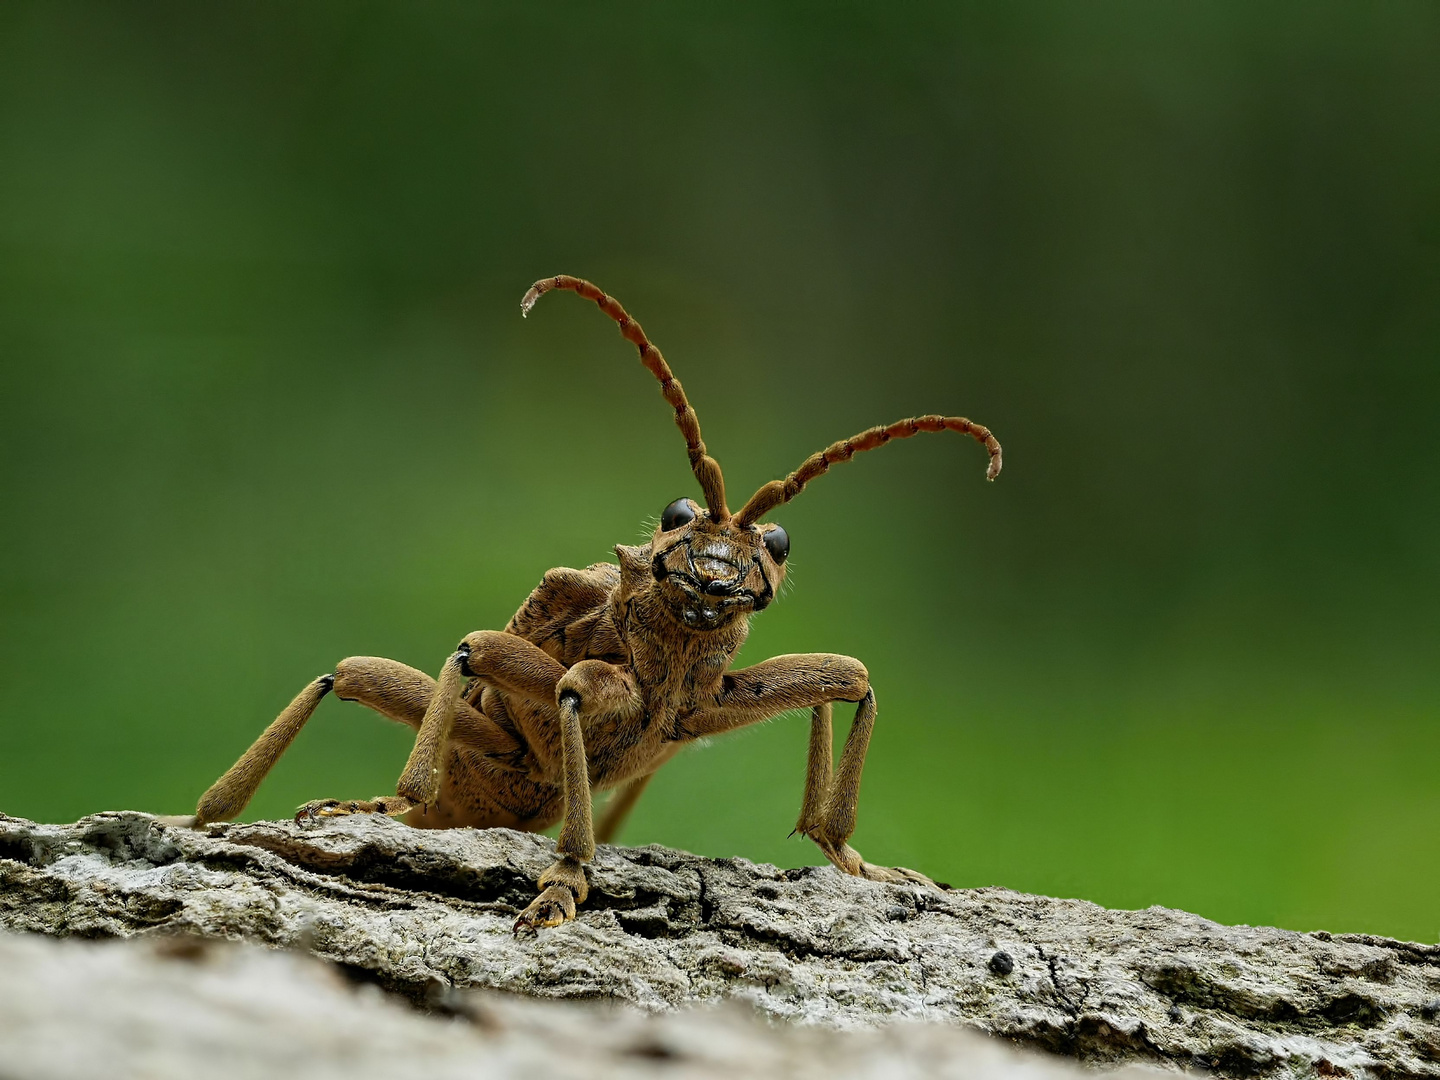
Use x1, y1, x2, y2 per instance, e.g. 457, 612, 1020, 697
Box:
189, 274, 1003, 934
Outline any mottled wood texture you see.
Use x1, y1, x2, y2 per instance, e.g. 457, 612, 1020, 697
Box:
2, 813, 1438, 1079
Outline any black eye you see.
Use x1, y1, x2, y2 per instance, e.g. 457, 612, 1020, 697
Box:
762, 525, 789, 565
661, 498, 697, 532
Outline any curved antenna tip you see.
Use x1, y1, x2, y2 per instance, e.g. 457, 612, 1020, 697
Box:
520, 286, 543, 318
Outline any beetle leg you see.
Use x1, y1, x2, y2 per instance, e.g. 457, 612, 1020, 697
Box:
803, 688, 936, 886
193, 653, 521, 826
514, 688, 593, 934
513, 659, 640, 934
295, 795, 418, 821
681, 654, 942, 889
794, 702, 833, 838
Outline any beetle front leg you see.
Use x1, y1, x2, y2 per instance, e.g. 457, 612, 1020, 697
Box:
513, 688, 592, 933
513, 659, 636, 934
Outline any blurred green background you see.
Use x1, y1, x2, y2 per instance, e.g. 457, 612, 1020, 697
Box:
1, 3, 1437, 941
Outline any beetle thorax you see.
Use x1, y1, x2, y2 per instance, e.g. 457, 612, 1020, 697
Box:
612, 543, 749, 719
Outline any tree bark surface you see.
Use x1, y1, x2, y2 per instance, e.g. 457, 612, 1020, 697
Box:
1, 812, 1437, 1079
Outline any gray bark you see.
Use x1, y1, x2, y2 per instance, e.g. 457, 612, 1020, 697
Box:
0, 932, 1153, 1080
1, 811, 1437, 1079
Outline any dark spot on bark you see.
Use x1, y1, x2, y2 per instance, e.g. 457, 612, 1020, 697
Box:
1320, 992, 1387, 1028
625, 1039, 679, 1061
988, 950, 1014, 976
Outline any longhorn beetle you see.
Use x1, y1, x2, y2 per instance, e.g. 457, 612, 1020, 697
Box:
190, 275, 1002, 934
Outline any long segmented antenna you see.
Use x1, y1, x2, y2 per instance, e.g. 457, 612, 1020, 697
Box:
734, 415, 1002, 527
522, 275, 729, 520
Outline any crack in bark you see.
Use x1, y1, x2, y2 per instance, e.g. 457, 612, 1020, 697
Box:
1037, 945, 1080, 1018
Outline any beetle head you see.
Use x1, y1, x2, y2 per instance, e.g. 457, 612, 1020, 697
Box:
644, 497, 787, 632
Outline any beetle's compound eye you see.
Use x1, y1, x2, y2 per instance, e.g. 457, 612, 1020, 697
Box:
661, 498, 697, 532
762, 524, 789, 565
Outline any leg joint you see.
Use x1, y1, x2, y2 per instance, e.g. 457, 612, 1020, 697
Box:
454, 640, 474, 677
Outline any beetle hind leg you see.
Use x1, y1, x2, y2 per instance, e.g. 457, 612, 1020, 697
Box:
191, 654, 520, 827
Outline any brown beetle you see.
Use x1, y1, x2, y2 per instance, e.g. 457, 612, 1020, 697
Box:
189, 275, 1002, 933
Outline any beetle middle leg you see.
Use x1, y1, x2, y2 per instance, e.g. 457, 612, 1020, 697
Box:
682, 654, 939, 887
336, 630, 573, 822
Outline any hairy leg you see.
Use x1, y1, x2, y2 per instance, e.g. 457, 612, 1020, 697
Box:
382, 631, 572, 818
195, 675, 334, 825
194, 653, 522, 826
457, 630, 569, 772
683, 654, 938, 887
513, 659, 642, 934
795, 702, 833, 838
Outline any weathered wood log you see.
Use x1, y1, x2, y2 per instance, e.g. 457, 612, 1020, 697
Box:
0, 931, 1155, 1080
1, 812, 1436, 1078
